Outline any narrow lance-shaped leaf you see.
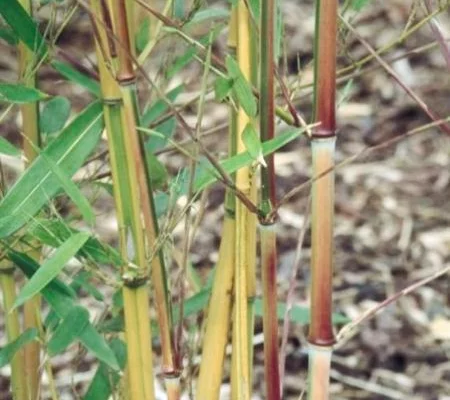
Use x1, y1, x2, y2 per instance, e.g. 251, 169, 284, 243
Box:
242, 123, 266, 167
40, 96, 71, 135
41, 153, 96, 224
14, 232, 90, 309
0, 0, 47, 58
192, 127, 305, 192
51, 61, 101, 97
47, 306, 90, 355
0, 328, 39, 368
0, 137, 21, 157
0, 83, 49, 103
83, 338, 127, 400
0, 101, 104, 238
10, 251, 120, 370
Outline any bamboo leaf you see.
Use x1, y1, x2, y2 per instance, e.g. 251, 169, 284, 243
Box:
242, 123, 266, 167
0, 83, 49, 103
0, 101, 104, 238
192, 127, 305, 192
28, 218, 122, 266
145, 152, 168, 190
185, 8, 229, 27
225, 55, 257, 117
214, 76, 233, 102
40, 96, 71, 135
351, 0, 371, 11
0, 27, 18, 45
51, 61, 101, 97
0, 137, 21, 157
10, 251, 120, 370
41, 153, 96, 224
141, 85, 184, 127
0, 0, 47, 57
135, 17, 150, 54
83, 338, 127, 400
0, 328, 39, 368
47, 306, 90, 355
13, 232, 90, 309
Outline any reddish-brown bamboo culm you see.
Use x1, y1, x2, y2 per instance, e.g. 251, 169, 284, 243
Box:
307, 0, 338, 399
259, 0, 281, 399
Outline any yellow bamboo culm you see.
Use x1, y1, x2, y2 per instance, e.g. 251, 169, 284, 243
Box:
18, 0, 42, 396
196, 216, 235, 399
0, 262, 29, 400
231, 1, 256, 399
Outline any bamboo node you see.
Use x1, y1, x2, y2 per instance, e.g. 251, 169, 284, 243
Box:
121, 272, 149, 288
311, 128, 337, 139
0, 266, 15, 275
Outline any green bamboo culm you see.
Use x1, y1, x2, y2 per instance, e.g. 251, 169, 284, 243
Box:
90, 1, 156, 399
111, 2, 180, 397
307, 0, 338, 399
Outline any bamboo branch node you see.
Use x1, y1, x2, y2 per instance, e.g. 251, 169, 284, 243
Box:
121, 273, 149, 288
0, 266, 15, 275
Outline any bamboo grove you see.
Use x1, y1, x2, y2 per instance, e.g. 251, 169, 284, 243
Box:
0, 0, 449, 399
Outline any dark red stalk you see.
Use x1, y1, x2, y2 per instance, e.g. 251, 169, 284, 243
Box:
308, 0, 338, 348
260, 0, 281, 399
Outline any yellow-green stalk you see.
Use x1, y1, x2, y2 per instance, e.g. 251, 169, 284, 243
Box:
231, 2, 257, 399
0, 261, 28, 400
307, 1, 338, 399
90, 2, 156, 399
18, 0, 41, 397
259, 0, 281, 398
111, 2, 180, 396
196, 51, 238, 398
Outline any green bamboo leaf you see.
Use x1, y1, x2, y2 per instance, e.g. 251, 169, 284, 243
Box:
141, 85, 184, 127
28, 218, 122, 266
214, 76, 233, 102
351, 0, 371, 11
40, 96, 71, 135
173, 0, 184, 19
41, 153, 95, 224
242, 123, 266, 167
47, 306, 90, 355
0, 101, 104, 238
51, 61, 101, 97
0, 27, 18, 45
14, 232, 90, 309
0, 83, 49, 103
0, 0, 47, 57
0, 137, 20, 157
145, 152, 168, 190
193, 127, 305, 192
70, 271, 104, 301
172, 289, 211, 324
135, 17, 150, 54
0, 328, 39, 368
83, 338, 127, 400
185, 8, 229, 27
10, 251, 120, 370
225, 55, 257, 117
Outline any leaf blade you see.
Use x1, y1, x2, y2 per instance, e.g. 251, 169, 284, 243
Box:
14, 232, 90, 309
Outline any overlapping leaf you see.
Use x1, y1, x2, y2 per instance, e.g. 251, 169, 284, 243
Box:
0, 101, 104, 238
